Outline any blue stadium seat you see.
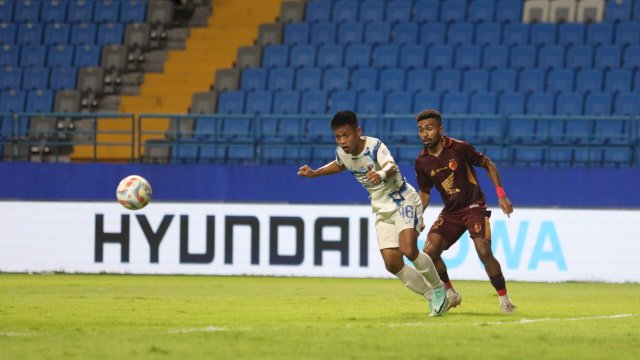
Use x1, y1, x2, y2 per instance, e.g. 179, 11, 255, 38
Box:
603, 147, 632, 168
0, 67, 21, 91
351, 68, 378, 93
330, 90, 356, 113
47, 44, 73, 67
364, 21, 390, 46
545, 148, 573, 167
357, 91, 384, 115
268, 68, 295, 91
434, 69, 461, 92
301, 90, 328, 114
575, 69, 603, 93
305, 0, 331, 23
273, 90, 300, 114
218, 91, 250, 141
592, 104, 629, 146
518, 69, 545, 94
399, 44, 426, 69
565, 45, 593, 70
440, 0, 466, 23
413, 91, 441, 113
14, 0, 41, 23
0, 1, 14, 22
262, 45, 289, 69
386, 0, 412, 24
385, 91, 413, 114
49, 66, 77, 90
513, 147, 545, 167
73, 44, 100, 67
605, 0, 632, 22
427, 44, 453, 69
337, 22, 363, 45
558, 23, 585, 46
310, 144, 337, 164
21, 67, 49, 90
448, 23, 474, 46
359, 0, 385, 23
25, 89, 53, 112
295, 68, 322, 91
406, 69, 433, 93
454, 45, 481, 70
197, 143, 223, 163
614, 22, 640, 47
310, 22, 337, 46
537, 45, 565, 70
498, 92, 524, 115
635, 69, 640, 92
509, 45, 536, 70
44, 22, 70, 45
475, 22, 502, 46
0, 22, 16, 44
0, 90, 26, 138
530, 23, 557, 47
613, 92, 640, 116
68, 0, 94, 23
546, 69, 574, 94
332, 0, 359, 23
482, 45, 509, 70
266, 91, 302, 143
388, 113, 419, 142
226, 145, 255, 164
419, 22, 446, 46
94, 0, 120, 24
462, 69, 489, 93
594, 45, 621, 70
120, 0, 147, 23
322, 67, 349, 92
495, 0, 523, 23
395, 145, 423, 165
587, 23, 613, 46
584, 93, 612, 116
468, 0, 495, 23
574, 148, 603, 167
518, 93, 554, 144
96, 22, 124, 46
392, 23, 418, 46
471, 92, 501, 143
372, 44, 399, 68
490, 69, 517, 93
635, 0, 640, 21
284, 23, 309, 46
622, 45, 640, 70
240, 68, 268, 91
16, 22, 43, 45
245, 91, 273, 115
344, 44, 371, 68
556, 93, 584, 115
289, 45, 316, 69
317, 44, 343, 69
605, 69, 632, 94
414, 1, 440, 24
70, 23, 96, 45
443, 92, 470, 114
19, 45, 46, 67
502, 23, 529, 46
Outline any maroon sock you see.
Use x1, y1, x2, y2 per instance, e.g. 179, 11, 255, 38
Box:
490, 273, 507, 296
438, 272, 451, 289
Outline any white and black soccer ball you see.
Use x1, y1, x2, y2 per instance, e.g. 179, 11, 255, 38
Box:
116, 175, 152, 210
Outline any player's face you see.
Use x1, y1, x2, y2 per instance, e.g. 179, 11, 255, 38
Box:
333, 124, 362, 155
417, 118, 443, 149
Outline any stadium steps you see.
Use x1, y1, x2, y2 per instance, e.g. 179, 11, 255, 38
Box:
72, 0, 282, 161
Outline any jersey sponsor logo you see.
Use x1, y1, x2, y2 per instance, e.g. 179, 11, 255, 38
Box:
448, 159, 458, 171
441, 172, 461, 195
430, 166, 448, 177
431, 216, 444, 230
473, 222, 482, 234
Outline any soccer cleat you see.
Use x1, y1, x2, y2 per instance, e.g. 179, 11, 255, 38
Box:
445, 288, 462, 311
428, 285, 448, 317
500, 301, 517, 314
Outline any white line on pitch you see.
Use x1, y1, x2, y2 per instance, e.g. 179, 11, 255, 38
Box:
388, 314, 636, 328
0, 332, 37, 337
167, 326, 228, 334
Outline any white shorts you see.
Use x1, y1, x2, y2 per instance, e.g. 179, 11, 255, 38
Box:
374, 190, 423, 250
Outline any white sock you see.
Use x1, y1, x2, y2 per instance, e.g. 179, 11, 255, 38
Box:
395, 265, 430, 300
499, 294, 512, 305
412, 251, 443, 288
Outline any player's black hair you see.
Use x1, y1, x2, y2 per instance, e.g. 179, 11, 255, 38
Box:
331, 110, 359, 130
416, 109, 442, 126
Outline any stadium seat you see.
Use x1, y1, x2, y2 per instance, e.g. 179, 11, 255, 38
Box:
245, 91, 273, 115
44, 23, 71, 45
537, 45, 565, 70
0, 90, 26, 138
498, 92, 525, 115
0, 1, 13, 22
68, 0, 94, 23
555, 93, 588, 145
574, 148, 603, 167
225, 144, 255, 164
351, 68, 378, 93
14, 0, 41, 23
546, 69, 574, 94
0, 67, 21, 91
510, 45, 536, 70
406, 69, 433, 93
448, 23, 474, 47
636, 70, 640, 92
495, 0, 524, 23
305, 0, 331, 23
364, 21, 391, 46
268, 68, 295, 91
434, 69, 461, 93
344, 44, 371, 69
392, 23, 419, 46
289, 45, 316, 69
518, 69, 545, 94
300, 90, 328, 114
0, 22, 16, 44
16, 22, 43, 45
482, 45, 509, 70
310, 22, 337, 46
586, 23, 613, 46
413, 0, 440, 24
330, 90, 356, 113
584, 93, 612, 116
502, 23, 529, 47
386, 0, 412, 24
471, 92, 501, 143
240, 68, 268, 91
70, 23, 97, 45
545, 148, 573, 167
120, 0, 147, 23
49, 67, 77, 91
47, 44, 73, 68
440, 0, 466, 23
372, 44, 399, 69
357, 91, 384, 115
512, 147, 545, 167
73, 44, 100, 67
332, 0, 359, 23
337, 22, 363, 45
592, 108, 629, 146
622, 45, 640, 70
475, 22, 502, 46
442, 92, 470, 114
613, 92, 640, 116
359, 0, 385, 23
468, 0, 495, 23
322, 67, 349, 92
558, 23, 585, 46
490, 69, 517, 94
455, 45, 481, 70
530, 23, 557, 47
270, 90, 302, 142
565, 45, 593, 70
197, 143, 224, 164
218, 92, 252, 142
96, 23, 124, 46
25, 89, 53, 112
413, 91, 441, 113
602, 147, 632, 168
511, 93, 552, 144
419, 22, 446, 46
604, 69, 632, 94
317, 44, 344, 69
556, 92, 584, 115
575, 69, 603, 93
94, 0, 120, 24
19, 45, 46, 67
462, 69, 489, 93
604, 0, 632, 22
283, 23, 309, 46
614, 22, 640, 47
262, 45, 289, 69
385, 91, 413, 114
399, 44, 426, 69
594, 45, 621, 70
427, 44, 453, 69
295, 68, 322, 91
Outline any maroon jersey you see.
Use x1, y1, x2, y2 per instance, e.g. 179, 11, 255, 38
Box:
415, 136, 487, 213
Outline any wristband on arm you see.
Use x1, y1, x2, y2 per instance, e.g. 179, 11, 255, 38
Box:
496, 186, 507, 199
376, 170, 387, 180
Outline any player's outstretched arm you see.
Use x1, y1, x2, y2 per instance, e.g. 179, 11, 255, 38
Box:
297, 161, 345, 178
480, 157, 514, 217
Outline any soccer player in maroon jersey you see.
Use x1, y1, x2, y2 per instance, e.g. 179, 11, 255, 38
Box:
414, 109, 516, 314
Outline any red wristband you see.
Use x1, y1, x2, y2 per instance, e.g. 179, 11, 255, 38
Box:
496, 186, 507, 199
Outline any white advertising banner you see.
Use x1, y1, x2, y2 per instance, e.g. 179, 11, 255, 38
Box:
0, 201, 639, 282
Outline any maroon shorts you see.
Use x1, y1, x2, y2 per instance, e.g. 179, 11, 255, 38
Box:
428, 207, 492, 250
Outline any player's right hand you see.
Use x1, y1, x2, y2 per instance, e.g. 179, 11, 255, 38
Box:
297, 165, 315, 177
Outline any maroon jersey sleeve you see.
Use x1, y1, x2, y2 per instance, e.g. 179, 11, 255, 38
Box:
458, 141, 488, 167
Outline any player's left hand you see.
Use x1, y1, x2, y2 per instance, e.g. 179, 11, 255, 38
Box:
365, 165, 382, 185
499, 197, 513, 218
418, 217, 425, 233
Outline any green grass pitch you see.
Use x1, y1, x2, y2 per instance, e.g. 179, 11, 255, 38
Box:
1, 274, 639, 359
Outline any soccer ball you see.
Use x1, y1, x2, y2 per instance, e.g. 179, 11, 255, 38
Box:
116, 175, 152, 210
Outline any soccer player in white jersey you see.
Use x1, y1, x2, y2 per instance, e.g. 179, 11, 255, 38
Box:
297, 111, 448, 317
